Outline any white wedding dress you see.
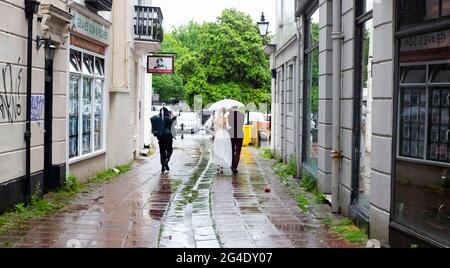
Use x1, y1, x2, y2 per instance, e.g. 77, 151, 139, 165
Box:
213, 116, 232, 169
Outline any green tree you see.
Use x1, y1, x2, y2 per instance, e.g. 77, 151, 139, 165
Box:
153, 74, 184, 102
154, 9, 271, 108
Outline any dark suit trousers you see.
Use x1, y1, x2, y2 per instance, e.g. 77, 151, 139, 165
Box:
158, 137, 173, 166
231, 138, 244, 170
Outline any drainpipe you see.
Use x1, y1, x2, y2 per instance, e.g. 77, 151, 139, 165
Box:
24, 0, 40, 198
331, 0, 343, 213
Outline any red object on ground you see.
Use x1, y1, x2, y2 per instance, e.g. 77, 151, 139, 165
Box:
264, 185, 271, 193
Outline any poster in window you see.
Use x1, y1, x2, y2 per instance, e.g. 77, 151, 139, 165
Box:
404, 90, 411, 105
410, 141, 418, 158
430, 143, 439, 160
411, 90, 419, 105
442, 90, 450, 106
411, 107, 419, 122
439, 144, 448, 161
410, 123, 419, 139
441, 108, 449, 125
432, 108, 440, 124
440, 126, 449, 143
403, 107, 411, 122
431, 125, 440, 142
418, 142, 424, 158
147, 55, 175, 74
433, 90, 441, 106
403, 123, 410, 138
420, 107, 426, 123
420, 91, 427, 106
403, 140, 410, 156
419, 125, 425, 141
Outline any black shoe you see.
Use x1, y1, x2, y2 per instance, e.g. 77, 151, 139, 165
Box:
165, 164, 170, 171
232, 169, 239, 174
161, 166, 166, 173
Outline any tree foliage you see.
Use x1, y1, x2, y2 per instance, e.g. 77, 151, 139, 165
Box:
153, 9, 272, 107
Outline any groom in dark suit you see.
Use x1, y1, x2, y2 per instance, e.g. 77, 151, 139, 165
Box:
227, 107, 245, 174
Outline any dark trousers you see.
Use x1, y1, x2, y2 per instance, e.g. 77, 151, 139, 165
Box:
158, 137, 173, 166
231, 138, 243, 170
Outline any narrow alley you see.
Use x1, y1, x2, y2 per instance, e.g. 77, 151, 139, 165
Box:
0, 136, 355, 248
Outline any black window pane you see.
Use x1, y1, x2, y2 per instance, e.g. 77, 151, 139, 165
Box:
430, 64, 450, 83
401, 66, 426, 84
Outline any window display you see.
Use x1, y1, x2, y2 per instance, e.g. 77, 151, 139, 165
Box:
69, 49, 105, 159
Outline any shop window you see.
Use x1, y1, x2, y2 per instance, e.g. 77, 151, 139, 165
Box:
302, 6, 319, 177
353, 0, 374, 213
394, 1, 450, 248
395, 63, 450, 245
398, 63, 450, 164
69, 49, 105, 160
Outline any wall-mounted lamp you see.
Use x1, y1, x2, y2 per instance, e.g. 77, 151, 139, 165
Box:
36, 36, 56, 61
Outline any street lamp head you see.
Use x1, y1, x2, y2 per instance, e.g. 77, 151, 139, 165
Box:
257, 12, 269, 37
25, 0, 40, 17
44, 38, 56, 61
37, 36, 56, 61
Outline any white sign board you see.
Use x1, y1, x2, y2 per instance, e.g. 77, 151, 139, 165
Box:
147, 56, 175, 74
70, 10, 109, 45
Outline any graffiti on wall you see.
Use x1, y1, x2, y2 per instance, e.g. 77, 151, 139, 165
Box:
0, 59, 22, 123
31, 95, 45, 122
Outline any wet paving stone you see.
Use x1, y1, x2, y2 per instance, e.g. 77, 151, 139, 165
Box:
1, 136, 359, 248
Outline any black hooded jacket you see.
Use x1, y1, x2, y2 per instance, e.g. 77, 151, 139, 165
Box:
160, 107, 176, 138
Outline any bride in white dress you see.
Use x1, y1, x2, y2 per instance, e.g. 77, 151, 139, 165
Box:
213, 108, 232, 173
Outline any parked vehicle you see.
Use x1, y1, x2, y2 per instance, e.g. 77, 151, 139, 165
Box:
174, 112, 202, 134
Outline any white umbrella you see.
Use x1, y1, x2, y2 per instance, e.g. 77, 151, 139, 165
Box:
208, 99, 244, 111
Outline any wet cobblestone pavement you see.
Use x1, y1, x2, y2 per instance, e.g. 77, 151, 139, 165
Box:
0, 136, 357, 248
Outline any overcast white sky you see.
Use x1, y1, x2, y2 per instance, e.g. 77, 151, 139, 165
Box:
153, 0, 276, 33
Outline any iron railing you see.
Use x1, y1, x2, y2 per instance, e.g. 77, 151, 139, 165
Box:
85, 0, 113, 11
134, 6, 163, 42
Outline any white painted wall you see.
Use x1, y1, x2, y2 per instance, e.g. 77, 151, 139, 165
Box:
0, 0, 70, 184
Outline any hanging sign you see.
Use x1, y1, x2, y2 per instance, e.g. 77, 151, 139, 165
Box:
147, 55, 175, 74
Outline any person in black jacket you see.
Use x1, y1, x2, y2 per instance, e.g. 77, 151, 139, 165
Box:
227, 107, 245, 174
158, 107, 177, 173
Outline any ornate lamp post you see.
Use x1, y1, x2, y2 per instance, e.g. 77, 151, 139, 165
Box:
257, 12, 269, 36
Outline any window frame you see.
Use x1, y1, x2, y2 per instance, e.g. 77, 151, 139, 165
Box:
351, 0, 374, 212
286, 63, 295, 114
301, 2, 319, 177
69, 46, 106, 162
396, 60, 450, 168
391, 0, 450, 248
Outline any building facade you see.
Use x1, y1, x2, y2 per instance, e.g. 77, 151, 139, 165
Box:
271, 0, 450, 247
0, 0, 161, 212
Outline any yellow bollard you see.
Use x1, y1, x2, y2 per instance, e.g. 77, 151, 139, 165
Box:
243, 125, 253, 146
